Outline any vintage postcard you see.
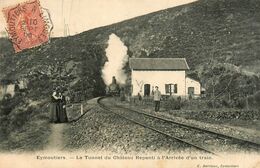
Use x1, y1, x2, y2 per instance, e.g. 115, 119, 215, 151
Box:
0, 0, 259, 167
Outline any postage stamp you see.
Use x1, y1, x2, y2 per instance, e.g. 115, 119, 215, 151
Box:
2, 0, 52, 53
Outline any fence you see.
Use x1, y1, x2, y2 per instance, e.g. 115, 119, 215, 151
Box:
66, 103, 84, 120
130, 96, 201, 110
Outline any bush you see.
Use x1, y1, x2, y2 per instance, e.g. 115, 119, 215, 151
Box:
206, 100, 222, 108
9, 106, 34, 131
181, 98, 208, 110
248, 91, 260, 110
255, 91, 260, 102
234, 97, 246, 109
220, 98, 233, 108
163, 96, 181, 110
0, 93, 25, 115
0, 100, 51, 151
0, 115, 9, 141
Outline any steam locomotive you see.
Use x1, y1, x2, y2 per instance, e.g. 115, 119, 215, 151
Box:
106, 76, 120, 96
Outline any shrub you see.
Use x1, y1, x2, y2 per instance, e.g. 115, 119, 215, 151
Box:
0, 115, 9, 141
0, 93, 25, 115
8, 106, 34, 131
181, 98, 208, 110
221, 98, 232, 108
234, 97, 246, 109
255, 91, 260, 102
248, 91, 260, 110
163, 96, 181, 110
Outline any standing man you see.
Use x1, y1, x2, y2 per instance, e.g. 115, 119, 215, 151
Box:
154, 86, 161, 112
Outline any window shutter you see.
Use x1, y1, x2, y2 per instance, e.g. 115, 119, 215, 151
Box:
174, 84, 178, 93
165, 84, 169, 93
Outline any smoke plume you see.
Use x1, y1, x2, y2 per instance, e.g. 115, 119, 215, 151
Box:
102, 34, 128, 85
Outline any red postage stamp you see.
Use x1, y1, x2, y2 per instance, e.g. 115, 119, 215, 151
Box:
2, 0, 50, 53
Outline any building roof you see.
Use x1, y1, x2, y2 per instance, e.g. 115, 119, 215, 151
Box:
186, 76, 200, 83
129, 58, 190, 70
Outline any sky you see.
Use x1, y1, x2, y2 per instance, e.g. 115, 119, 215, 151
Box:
0, 0, 196, 37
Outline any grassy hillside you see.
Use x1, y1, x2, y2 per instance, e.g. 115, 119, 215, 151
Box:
0, 0, 259, 102
0, 0, 259, 151
71, 0, 260, 72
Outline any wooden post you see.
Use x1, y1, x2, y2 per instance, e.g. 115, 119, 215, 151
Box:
246, 95, 249, 110
81, 104, 83, 115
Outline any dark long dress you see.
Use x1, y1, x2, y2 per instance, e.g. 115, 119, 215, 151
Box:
57, 96, 68, 123
50, 93, 58, 123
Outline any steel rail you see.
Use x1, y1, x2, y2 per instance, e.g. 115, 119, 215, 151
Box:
115, 104, 260, 151
97, 97, 217, 155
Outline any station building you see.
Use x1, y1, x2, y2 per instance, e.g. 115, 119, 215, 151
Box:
129, 58, 201, 98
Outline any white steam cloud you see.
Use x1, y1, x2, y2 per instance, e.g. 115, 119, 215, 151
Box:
102, 34, 128, 85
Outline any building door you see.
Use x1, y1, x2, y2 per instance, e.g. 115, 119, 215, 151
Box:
188, 87, 195, 95
144, 84, 150, 96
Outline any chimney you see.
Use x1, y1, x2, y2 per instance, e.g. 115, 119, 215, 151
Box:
112, 76, 116, 84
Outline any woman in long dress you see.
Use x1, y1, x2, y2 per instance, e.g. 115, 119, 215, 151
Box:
57, 92, 68, 123
50, 89, 59, 123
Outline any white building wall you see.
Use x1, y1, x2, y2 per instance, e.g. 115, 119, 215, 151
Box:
186, 77, 201, 96
0, 84, 15, 100
131, 70, 186, 96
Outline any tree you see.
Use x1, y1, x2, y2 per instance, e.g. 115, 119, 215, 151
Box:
200, 42, 235, 108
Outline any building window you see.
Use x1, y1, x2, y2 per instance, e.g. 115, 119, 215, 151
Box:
165, 84, 177, 95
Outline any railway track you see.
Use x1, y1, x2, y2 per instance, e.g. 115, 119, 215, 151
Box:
114, 105, 260, 150
98, 97, 260, 155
